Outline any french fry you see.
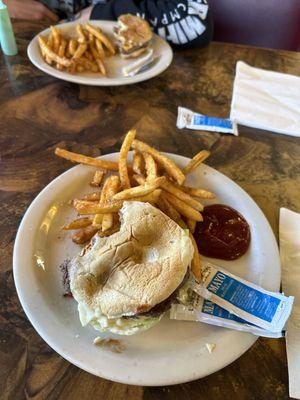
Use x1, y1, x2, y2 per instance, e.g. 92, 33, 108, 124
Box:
187, 218, 196, 233
102, 211, 116, 232
45, 33, 54, 64
134, 188, 162, 205
162, 179, 204, 211
89, 41, 99, 59
132, 174, 146, 186
51, 25, 60, 53
98, 224, 120, 238
63, 217, 92, 230
65, 38, 71, 58
47, 32, 54, 48
189, 233, 201, 281
113, 176, 165, 201
132, 152, 144, 175
90, 170, 105, 187
162, 192, 203, 222
58, 38, 67, 58
88, 32, 95, 45
85, 23, 115, 55
183, 150, 210, 175
82, 192, 101, 201
89, 42, 106, 75
157, 197, 187, 229
95, 58, 106, 75
38, 36, 71, 67
72, 225, 99, 244
74, 189, 162, 215
102, 175, 120, 232
56, 38, 67, 69
68, 38, 78, 56
119, 129, 136, 189
73, 42, 87, 59
132, 140, 185, 185
93, 176, 113, 227
181, 185, 215, 199
76, 24, 87, 43
75, 200, 123, 215
143, 152, 157, 182
95, 38, 105, 58
55, 148, 119, 171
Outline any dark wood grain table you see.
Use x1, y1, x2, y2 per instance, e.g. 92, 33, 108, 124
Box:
1, 20, 300, 400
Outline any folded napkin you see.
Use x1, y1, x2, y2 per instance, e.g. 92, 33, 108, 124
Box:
280, 208, 300, 399
230, 61, 300, 137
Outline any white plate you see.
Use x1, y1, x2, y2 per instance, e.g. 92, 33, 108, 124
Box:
27, 20, 173, 86
13, 152, 280, 386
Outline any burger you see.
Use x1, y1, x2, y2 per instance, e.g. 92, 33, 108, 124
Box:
67, 201, 194, 335
114, 14, 153, 59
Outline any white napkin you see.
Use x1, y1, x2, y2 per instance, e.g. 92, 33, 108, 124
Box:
230, 61, 300, 137
280, 208, 300, 399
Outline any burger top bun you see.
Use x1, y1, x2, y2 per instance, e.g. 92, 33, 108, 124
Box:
69, 201, 194, 318
114, 14, 153, 58
118, 14, 152, 44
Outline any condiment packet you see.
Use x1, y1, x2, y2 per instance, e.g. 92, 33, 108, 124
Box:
176, 107, 238, 136
170, 300, 284, 338
122, 48, 154, 77
189, 262, 294, 333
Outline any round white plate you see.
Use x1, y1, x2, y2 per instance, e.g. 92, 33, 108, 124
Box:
13, 152, 280, 386
27, 20, 173, 86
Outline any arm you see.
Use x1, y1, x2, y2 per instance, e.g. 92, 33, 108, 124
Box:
5, 0, 58, 21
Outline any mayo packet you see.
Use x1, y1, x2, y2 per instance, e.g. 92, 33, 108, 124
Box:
170, 300, 284, 338
177, 107, 238, 136
189, 262, 294, 333
122, 48, 154, 77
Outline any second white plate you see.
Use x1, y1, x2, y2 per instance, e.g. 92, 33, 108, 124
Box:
27, 20, 173, 86
13, 152, 280, 386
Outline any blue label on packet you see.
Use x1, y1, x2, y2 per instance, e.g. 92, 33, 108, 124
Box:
193, 115, 233, 129
202, 300, 253, 325
206, 272, 281, 322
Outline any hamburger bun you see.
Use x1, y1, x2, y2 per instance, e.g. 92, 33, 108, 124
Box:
114, 14, 153, 58
69, 201, 194, 335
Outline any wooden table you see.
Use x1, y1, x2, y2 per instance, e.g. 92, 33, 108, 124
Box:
1, 20, 299, 400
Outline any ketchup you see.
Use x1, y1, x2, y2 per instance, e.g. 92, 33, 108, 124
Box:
195, 204, 251, 260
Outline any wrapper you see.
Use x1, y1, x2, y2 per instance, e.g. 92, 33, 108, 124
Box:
170, 299, 284, 338
177, 107, 238, 135
188, 262, 294, 333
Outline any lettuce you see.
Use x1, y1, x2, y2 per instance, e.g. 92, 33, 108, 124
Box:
78, 301, 162, 335
91, 314, 162, 335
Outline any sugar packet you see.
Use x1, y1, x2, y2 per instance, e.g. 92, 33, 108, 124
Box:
188, 262, 293, 333
177, 107, 238, 135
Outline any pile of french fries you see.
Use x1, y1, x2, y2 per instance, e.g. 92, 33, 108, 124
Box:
55, 129, 214, 280
38, 23, 115, 75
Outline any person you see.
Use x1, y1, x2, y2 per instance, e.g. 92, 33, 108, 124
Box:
91, 0, 213, 49
5, 0, 212, 48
